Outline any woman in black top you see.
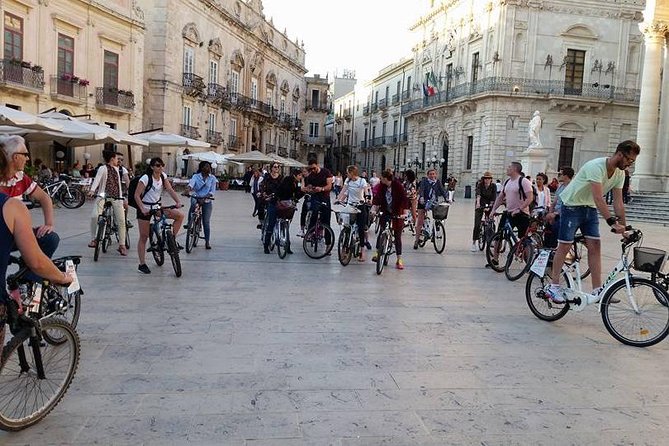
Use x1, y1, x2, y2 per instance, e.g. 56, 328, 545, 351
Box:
471, 171, 497, 251
275, 169, 304, 255
260, 163, 283, 253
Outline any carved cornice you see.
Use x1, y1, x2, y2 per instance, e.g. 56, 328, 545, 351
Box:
502, 0, 643, 21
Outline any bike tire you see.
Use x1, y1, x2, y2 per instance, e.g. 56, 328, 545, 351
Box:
277, 221, 288, 259
0, 318, 80, 431
125, 228, 131, 249
150, 227, 164, 266
504, 239, 535, 281
93, 218, 105, 262
59, 187, 85, 209
601, 277, 669, 347
338, 226, 352, 266
485, 232, 506, 273
303, 225, 334, 259
42, 287, 82, 345
193, 219, 201, 248
525, 267, 570, 322
166, 230, 182, 277
185, 218, 197, 253
376, 232, 388, 275
432, 220, 446, 254
477, 227, 486, 251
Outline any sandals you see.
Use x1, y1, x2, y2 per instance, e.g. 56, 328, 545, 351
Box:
88, 240, 97, 248
117, 246, 128, 256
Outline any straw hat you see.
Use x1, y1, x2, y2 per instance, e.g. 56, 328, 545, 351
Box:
482, 171, 494, 178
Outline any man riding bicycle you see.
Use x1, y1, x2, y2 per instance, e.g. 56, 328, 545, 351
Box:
545, 141, 638, 303
471, 171, 496, 252
302, 158, 333, 244
414, 168, 448, 250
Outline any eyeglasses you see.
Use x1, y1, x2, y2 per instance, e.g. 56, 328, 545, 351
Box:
152, 164, 164, 168
623, 154, 636, 165
14, 152, 30, 157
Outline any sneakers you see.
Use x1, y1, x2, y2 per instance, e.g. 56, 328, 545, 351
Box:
470, 242, 478, 252
264, 246, 270, 254
365, 241, 372, 250
138, 264, 151, 274
126, 220, 134, 229
396, 259, 404, 270
183, 224, 189, 230
297, 228, 305, 238
545, 285, 565, 304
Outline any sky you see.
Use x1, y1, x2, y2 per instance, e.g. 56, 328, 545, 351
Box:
260, 0, 418, 83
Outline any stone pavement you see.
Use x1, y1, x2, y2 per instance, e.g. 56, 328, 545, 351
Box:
2, 191, 669, 445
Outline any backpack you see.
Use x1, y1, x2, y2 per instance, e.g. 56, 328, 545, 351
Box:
127, 171, 165, 209
503, 177, 538, 211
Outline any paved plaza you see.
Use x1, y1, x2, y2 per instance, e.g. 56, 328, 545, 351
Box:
2, 190, 669, 445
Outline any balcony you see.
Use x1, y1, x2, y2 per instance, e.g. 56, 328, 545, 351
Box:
378, 98, 387, 110
207, 83, 230, 108
343, 108, 352, 120
371, 136, 388, 147
371, 103, 379, 112
361, 140, 368, 149
180, 124, 200, 139
228, 134, 242, 151
50, 75, 87, 104
182, 72, 206, 98
303, 135, 326, 146
401, 90, 411, 100
401, 76, 641, 115
290, 149, 298, 159
391, 94, 400, 105
0, 59, 44, 94
95, 87, 135, 113
278, 146, 288, 157
305, 99, 331, 113
363, 105, 369, 116
206, 130, 223, 145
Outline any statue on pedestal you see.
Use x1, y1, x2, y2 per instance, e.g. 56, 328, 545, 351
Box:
527, 110, 543, 149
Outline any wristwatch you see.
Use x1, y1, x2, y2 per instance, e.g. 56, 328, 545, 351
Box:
606, 216, 618, 226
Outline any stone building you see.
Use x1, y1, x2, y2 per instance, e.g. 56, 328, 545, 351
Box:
633, 0, 669, 192
402, 0, 643, 195
301, 74, 330, 165
137, 0, 309, 171
0, 0, 145, 167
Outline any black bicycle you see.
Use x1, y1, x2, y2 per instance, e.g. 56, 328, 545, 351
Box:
302, 195, 335, 259
184, 195, 214, 253
1, 267, 80, 431
148, 205, 182, 277
93, 195, 130, 261
375, 212, 404, 275
476, 204, 495, 251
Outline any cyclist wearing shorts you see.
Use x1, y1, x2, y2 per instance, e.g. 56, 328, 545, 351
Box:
184, 160, 217, 249
88, 150, 127, 255
414, 168, 449, 250
371, 169, 408, 269
545, 141, 637, 303
337, 165, 371, 261
134, 157, 184, 274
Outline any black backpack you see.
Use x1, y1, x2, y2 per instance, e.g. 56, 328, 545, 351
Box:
127, 171, 165, 209
503, 177, 538, 211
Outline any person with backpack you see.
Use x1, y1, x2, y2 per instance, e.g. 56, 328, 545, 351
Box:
129, 157, 184, 274
490, 161, 534, 240
414, 168, 449, 250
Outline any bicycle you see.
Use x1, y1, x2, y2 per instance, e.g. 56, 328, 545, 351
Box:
1, 264, 81, 430
184, 194, 214, 253
525, 227, 669, 347
485, 211, 536, 281
476, 204, 495, 251
274, 199, 297, 259
93, 194, 130, 262
302, 194, 335, 259
333, 201, 363, 266
40, 174, 85, 209
7, 255, 82, 344
375, 212, 404, 275
403, 211, 415, 236
147, 204, 182, 277
416, 203, 449, 254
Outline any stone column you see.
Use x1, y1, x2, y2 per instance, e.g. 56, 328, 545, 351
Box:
633, 22, 668, 192
657, 35, 669, 179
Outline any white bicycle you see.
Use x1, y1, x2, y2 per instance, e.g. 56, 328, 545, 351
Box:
525, 227, 669, 347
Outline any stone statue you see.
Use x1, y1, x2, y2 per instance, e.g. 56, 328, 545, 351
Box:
528, 110, 543, 149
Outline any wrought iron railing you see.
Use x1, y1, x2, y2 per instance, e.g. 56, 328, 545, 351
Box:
50, 75, 87, 101
206, 130, 223, 145
182, 73, 206, 97
391, 94, 400, 105
265, 143, 276, 153
0, 59, 44, 91
401, 77, 641, 115
305, 100, 331, 113
278, 146, 289, 157
180, 124, 200, 139
401, 90, 411, 100
95, 87, 134, 110
303, 135, 326, 145
290, 149, 298, 159
378, 98, 387, 109
363, 105, 369, 116
207, 83, 228, 106
361, 140, 368, 149
228, 134, 241, 149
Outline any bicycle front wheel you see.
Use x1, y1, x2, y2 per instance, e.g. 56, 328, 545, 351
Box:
376, 232, 388, 275
601, 277, 669, 347
277, 221, 288, 259
185, 216, 198, 253
432, 220, 446, 254
303, 225, 331, 259
42, 286, 82, 345
165, 230, 182, 277
477, 227, 486, 251
150, 226, 164, 266
485, 233, 506, 273
525, 265, 570, 321
504, 240, 535, 281
0, 318, 80, 431
338, 226, 352, 266
93, 218, 105, 262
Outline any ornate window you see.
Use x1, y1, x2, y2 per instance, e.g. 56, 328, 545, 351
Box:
4, 13, 23, 60
57, 34, 74, 75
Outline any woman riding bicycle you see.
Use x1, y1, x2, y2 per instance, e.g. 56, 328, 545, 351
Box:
184, 161, 217, 250
414, 168, 449, 250
403, 169, 417, 225
371, 169, 408, 270
88, 150, 127, 255
260, 163, 283, 254
134, 157, 184, 274
471, 171, 496, 252
336, 165, 371, 262
276, 168, 304, 255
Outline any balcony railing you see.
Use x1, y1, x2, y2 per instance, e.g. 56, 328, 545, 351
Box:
305, 100, 331, 113
401, 77, 641, 115
180, 124, 200, 139
183, 72, 206, 97
206, 130, 223, 145
0, 59, 44, 92
303, 135, 326, 145
389, 133, 408, 145
391, 94, 400, 105
207, 83, 229, 107
363, 105, 369, 116
290, 149, 298, 159
278, 146, 288, 157
50, 75, 87, 102
371, 136, 389, 147
378, 98, 387, 109
361, 140, 368, 149
95, 87, 135, 111
228, 134, 241, 150
401, 90, 411, 100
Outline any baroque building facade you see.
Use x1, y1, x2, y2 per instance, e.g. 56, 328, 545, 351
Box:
0, 0, 145, 166
400, 0, 644, 195
137, 0, 310, 168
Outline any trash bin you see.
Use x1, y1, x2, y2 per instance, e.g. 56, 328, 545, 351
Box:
464, 185, 472, 199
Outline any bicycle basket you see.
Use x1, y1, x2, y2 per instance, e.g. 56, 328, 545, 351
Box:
431, 203, 450, 220
276, 201, 296, 220
633, 247, 667, 273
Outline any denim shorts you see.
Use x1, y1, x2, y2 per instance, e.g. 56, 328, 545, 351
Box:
558, 206, 600, 243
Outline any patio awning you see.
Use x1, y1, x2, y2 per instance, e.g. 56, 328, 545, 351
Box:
0, 105, 63, 131
225, 150, 277, 164
133, 131, 211, 148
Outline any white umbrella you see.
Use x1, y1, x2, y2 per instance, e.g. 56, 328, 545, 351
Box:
79, 119, 148, 146
266, 152, 306, 168
134, 132, 210, 148
0, 106, 63, 131
225, 150, 276, 164
182, 150, 233, 164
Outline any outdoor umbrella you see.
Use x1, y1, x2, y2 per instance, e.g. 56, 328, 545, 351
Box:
225, 150, 276, 164
79, 119, 149, 147
133, 132, 210, 148
182, 150, 232, 164
0, 106, 63, 131
266, 152, 306, 168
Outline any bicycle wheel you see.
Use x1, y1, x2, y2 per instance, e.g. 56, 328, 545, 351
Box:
477, 226, 486, 251
525, 264, 570, 321
338, 226, 352, 266
124, 228, 131, 249
101, 224, 111, 253
150, 227, 164, 266
303, 225, 327, 259
185, 216, 198, 253
376, 232, 388, 275
93, 218, 105, 262
0, 318, 80, 431
193, 218, 201, 248
42, 286, 81, 345
505, 239, 535, 281
601, 277, 669, 347
59, 187, 85, 209
277, 221, 288, 259
432, 220, 446, 254
165, 230, 182, 277
485, 233, 506, 273
566, 237, 590, 280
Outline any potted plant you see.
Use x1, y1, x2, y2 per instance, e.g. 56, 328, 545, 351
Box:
60, 73, 72, 81
78, 79, 89, 86
217, 172, 230, 190
20, 61, 31, 69
31, 65, 43, 73
70, 75, 79, 83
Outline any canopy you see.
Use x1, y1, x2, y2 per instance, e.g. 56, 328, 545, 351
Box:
266, 152, 306, 168
133, 131, 210, 148
79, 119, 149, 147
225, 150, 277, 164
0, 106, 63, 131
182, 150, 231, 164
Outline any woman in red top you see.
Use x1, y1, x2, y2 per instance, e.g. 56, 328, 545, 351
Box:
371, 169, 408, 269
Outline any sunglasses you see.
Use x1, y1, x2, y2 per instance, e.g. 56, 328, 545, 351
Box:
272, 165, 280, 168
152, 164, 164, 168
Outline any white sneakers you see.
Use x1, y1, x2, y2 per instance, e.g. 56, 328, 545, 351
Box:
470, 242, 478, 252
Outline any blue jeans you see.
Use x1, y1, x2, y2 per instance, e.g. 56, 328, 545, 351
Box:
558, 206, 600, 243
11, 229, 60, 282
188, 199, 213, 243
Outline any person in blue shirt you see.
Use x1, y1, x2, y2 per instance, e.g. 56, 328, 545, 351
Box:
184, 161, 217, 249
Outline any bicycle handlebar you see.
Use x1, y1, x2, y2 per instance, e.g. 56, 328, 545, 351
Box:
183, 193, 215, 200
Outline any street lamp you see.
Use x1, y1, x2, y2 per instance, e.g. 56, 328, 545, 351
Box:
427, 151, 445, 168
407, 156, 423, 170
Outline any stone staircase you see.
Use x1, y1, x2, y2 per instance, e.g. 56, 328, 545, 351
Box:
620, 192, 669, 226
